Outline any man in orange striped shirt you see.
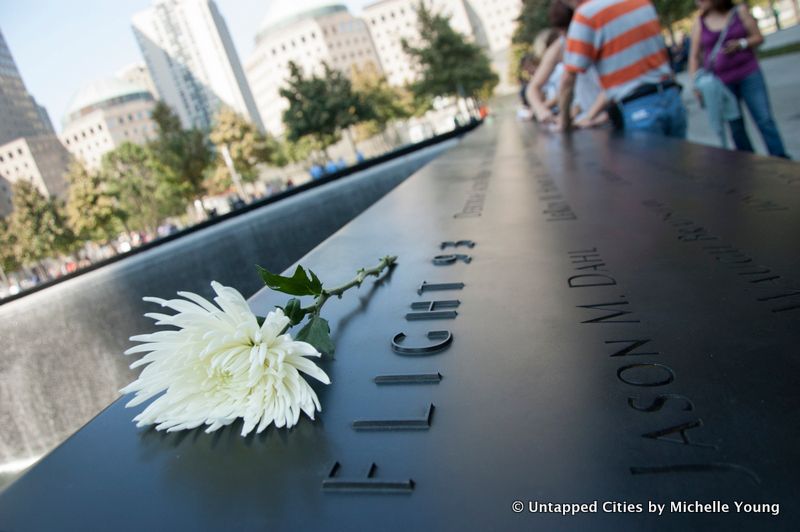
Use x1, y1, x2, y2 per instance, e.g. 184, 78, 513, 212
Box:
557, 0, 686, 137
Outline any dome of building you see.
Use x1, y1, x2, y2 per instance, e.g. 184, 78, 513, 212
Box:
63, 77, 152, 125
257, 1, 345, 34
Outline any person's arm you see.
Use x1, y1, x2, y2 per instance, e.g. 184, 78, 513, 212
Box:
527, 39, 564, 123
687, 18, 705, 106
723, 5, 764, 54
688, 18, 703, 78
574, 91, 608, 128
556, 70, 578, 131
560, 8, 597, 132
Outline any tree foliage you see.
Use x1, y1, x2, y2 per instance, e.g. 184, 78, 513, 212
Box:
8, 180, 74, 266
652, 0, 697, 42
512, 0, 551, 47
402, 3, 499, 101
0, 217, 19, 273
149, 101, 214, 199
273, 135, 327, 167
353, 64, 413, 122
100, 143, 188, 233
209, 107, 281, 189
350, 63, 415, 139
65, 161, 124, 243
280, 61, 377, 154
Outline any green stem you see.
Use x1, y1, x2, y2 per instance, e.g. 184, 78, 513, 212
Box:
302, 255, 397, 316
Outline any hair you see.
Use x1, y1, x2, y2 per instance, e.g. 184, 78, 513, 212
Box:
707, 0, 735, 13
549, 0, 575, 30
532, 28, 561, 60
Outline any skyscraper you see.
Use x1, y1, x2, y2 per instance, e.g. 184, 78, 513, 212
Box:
0, 28, 69, 217
131, 0, 263, 131
0, 29, 53, 145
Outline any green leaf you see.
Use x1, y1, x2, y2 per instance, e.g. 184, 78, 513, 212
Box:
280, 298, 307, 326
257, 264, 324, 296
295, 315, 335, 356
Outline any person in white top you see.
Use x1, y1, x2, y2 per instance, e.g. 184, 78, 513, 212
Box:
526, 2, 607, 128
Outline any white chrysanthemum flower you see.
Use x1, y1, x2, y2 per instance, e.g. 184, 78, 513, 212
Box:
121, 281, 330, 436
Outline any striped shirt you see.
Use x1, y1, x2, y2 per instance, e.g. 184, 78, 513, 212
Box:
564, 0, 672, 101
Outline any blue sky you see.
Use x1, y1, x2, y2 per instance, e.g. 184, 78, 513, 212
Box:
0, 1, 374, 131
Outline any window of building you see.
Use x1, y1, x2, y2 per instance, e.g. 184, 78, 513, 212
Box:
17, 148, 22, 155
89, 127, 94, 134
128, 114, 133, 121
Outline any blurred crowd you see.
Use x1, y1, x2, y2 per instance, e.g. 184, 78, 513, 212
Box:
517, 0, 788, 159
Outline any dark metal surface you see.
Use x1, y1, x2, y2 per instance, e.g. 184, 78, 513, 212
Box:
1, 110, 799, 531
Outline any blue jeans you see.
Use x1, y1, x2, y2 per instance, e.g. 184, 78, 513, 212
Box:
619, 86, 687, 139
726, 69, 788, 158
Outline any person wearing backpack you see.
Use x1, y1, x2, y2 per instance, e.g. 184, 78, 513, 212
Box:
688, 0, 788, 158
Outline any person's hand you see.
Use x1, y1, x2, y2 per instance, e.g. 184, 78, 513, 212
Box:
553, 113, 572, 133
722, 40, 742, 55
535, 107, 555, 123
574, 113, 607, 129
693, 88, 704, 108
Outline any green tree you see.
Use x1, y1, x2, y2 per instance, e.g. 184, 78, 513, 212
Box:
0, 217, 20, 276
65, 161, 125, 243
402, 3, 499, 102
149, 102, 214, 199
652, 0, 697, 44
8, 180, 75, 273
101, 143, 188, 233
350, 63, 414, 140
273, 135, 326, 167
209, 106, 281, 189
280, 61, 376, 157
512, 0, 551, 47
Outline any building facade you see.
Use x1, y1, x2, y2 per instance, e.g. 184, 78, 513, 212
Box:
132, 0, 263, 131
462, 0, 521, 53
0, 28, 69, 217
0, 136, 72, 218
245, 3, 382, 135
59, 78, 158, 170
0, 29, 54, 145
364, 0, 474, 87
116, 62, 160, 99
363, 0, 521, 89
